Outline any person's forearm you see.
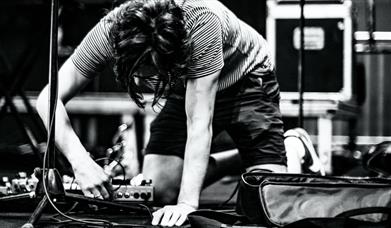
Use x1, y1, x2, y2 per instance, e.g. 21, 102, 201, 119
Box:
177, 126, 211, 208
36, 87, 90, 166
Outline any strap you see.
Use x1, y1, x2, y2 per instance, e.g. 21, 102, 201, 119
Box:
336, 207, 391, 218
188, 210, 249, 228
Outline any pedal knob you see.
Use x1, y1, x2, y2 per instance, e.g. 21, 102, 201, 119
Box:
141, 192, 150, 200
2, 177, 9, 183
124, 192, 130, 198
133, 192, 140, 199
116, 192, 123, 198
18, 172, 27, 179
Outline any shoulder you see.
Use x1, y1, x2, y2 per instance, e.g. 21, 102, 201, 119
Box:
180, 0, 221, 29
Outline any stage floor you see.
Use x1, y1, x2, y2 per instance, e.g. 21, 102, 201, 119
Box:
0, 179, 238, 228
0, 155, 239, 227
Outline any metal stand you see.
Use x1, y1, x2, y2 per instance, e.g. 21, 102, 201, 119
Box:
21, 168, 63, 228
19, 1, 64, 225
0, 82, 43, 163
298, 0, 305, 128
1, 1, 149, 227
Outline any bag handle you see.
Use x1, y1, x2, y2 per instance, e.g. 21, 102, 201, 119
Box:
188, 209, 249, 227
336, 207, 391, 218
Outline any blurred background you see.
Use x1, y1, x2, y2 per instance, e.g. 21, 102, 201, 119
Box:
0, 0, 390, 179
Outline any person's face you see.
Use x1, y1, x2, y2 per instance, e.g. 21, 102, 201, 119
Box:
132, 64, 160, 87
133, 64, 159, 79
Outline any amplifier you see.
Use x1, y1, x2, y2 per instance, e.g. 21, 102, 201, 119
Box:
266, 0, 353, 101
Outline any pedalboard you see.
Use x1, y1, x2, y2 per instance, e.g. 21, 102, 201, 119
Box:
0, 173, 38, 196
1, 173, 154, 203
112, 184, 153, 202
63, 178, 154, 203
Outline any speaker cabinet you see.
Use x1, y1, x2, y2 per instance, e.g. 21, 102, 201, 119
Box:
266, 0, 353, 101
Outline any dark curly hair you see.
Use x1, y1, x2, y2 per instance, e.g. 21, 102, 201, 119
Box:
109, 0, 191, 108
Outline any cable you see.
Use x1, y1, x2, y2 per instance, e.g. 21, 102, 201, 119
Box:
42, 133, 153, 226
42, 117, 152, 226
137, 203, 153, 219
93, 157, 153, 219
298, 0, 305, 128
37, 0, 151, 226
65, 157, 126, 191
42, 122, 114, 227
40, 58, 113, 226
50, 202, 79, 220
94, 157, 126, 192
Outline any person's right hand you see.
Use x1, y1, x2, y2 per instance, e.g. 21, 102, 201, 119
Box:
72, 156, 112, 199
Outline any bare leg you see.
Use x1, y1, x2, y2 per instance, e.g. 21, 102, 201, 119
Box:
141, 149, 242, 204
246, 164, 287, 173
142, 154, 183, 205
205, 149, 242, 187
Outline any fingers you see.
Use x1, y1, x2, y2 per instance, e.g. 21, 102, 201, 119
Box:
74, 157, 114, 200
160, 210, 174, 226
166, 211, 181, 227
175, 213, 188, 227
90, 187, 103, 200
81, 188, 94, 198
151, 206, 191, 227
151, 209, 163, 226
98, 184, 111, 199
130, 174, 144, 186
83, 185, 111, 200
93, 178, 113, 199
78, 176, 112, 200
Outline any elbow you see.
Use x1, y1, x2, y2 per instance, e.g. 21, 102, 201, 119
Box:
187, 117, 213, 136
187, 121, 212, 138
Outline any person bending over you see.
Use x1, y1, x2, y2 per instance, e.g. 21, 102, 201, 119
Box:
36, 0, 287, 226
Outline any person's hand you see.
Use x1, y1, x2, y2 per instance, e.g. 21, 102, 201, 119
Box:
130, 173, 144, 186
151, 203, 196, 227
73, 156, 112, 199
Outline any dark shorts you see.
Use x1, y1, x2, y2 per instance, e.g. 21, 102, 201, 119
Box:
144, 72, 287, 168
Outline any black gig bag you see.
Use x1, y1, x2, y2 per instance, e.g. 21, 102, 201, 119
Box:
236, 172, 391, 227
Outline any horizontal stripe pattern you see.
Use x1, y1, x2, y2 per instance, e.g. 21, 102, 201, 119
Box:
71, 0, 274, 91
71, 20, 113, 78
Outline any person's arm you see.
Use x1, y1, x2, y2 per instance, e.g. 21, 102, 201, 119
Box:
178, 71, 220, 207
151, 70, 220, 226
36, 59, 112, 199
151, 8, 224, 226
36, 13, 116, 198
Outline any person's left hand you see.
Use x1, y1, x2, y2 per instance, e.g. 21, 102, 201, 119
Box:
151, 203, 196, 227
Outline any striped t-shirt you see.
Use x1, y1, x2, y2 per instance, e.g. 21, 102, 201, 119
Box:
71, 0, 274, 91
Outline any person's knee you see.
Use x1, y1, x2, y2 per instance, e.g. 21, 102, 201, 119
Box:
154, 181, 180, 204
246, 164, 287, 173
142, 154, 183, 204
